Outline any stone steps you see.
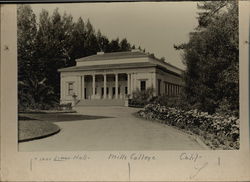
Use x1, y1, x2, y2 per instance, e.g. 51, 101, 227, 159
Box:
75, 99, 126, 106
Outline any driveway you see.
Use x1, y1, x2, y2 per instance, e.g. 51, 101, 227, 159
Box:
19, 106, 207, 151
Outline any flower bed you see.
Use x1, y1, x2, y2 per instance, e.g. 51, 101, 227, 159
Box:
137, 104, 239, 150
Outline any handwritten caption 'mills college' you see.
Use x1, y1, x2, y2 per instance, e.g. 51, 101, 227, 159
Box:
108, 153, 156, 162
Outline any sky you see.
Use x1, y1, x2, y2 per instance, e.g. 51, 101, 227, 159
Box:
31, 2, 199, 70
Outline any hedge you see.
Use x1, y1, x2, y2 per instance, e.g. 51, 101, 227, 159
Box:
137, 103, 239, 150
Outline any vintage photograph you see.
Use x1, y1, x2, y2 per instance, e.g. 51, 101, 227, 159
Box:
17, 1, 239, 152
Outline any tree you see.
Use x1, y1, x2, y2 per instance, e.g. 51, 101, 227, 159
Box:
175, 1, 238, 114
17, 5, 37, 82
83, 19, 99, 55
35, 9, 75, 96
68, 17, 87, 61
120, 38, 131, 51
107, 38, 121, 52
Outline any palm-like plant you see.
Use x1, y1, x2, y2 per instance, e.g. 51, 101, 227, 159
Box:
18, 75, 58, 110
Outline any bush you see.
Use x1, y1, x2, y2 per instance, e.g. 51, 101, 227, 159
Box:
59, 103, 72, 110
138, 103, 239, 150
129, 87, 154, 107
18, 76, 59, 111
150, 95, 190, 109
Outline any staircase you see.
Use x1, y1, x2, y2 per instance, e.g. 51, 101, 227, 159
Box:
75, 99, 126, 107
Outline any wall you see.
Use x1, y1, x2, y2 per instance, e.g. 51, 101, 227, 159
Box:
60, 75, 79, 104
59, 66, 183, 103
155, 68, 183, 96
131, 72, 156, 95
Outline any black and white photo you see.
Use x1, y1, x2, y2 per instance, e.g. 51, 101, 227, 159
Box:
17, 1, 239, 151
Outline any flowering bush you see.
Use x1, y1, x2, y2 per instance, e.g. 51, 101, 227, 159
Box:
138, 103, 239, 150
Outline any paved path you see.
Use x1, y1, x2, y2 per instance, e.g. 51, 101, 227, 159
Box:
19, 106, 207, 151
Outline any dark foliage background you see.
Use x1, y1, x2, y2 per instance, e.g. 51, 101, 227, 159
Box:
174, 1, 239, 115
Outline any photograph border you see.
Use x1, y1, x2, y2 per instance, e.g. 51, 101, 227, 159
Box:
1, 1, 250, 181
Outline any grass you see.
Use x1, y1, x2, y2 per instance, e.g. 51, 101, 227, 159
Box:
18, 117, 60, 142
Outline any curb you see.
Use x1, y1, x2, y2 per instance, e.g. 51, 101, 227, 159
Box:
18, 128, 61, 143
189, 134, 211, 150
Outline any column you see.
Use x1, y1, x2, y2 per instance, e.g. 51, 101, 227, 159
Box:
60, 75, 64, 102
127, 73, 130, 95
170, 84, 172, 96
130, 73, 134, 94
166, 83, 169, 96
115, 73, 118, 99
151, 73, 157, 96
77, 76, 82, 99
92, 74, 95, 99
104, 74, 107, 99
82, 75, 85, 99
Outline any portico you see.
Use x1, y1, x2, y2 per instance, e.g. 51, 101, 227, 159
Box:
58, 50, 184, 106
78, 73, 132, 100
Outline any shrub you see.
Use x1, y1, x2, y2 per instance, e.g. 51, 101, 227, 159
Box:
18, 76, 59, 111
129, 87, 154, 107
59, 103, 72, 110
138, 103, 239, 150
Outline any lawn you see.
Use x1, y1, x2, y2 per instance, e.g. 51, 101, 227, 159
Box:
18, 117, 60, 142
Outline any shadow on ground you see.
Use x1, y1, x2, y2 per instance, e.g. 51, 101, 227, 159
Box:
18, 113, 114, 122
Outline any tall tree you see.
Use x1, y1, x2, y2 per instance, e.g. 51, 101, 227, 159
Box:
17, 5, 37, 81
108, 38, 120, 52
84, 19, 99, 55
35, 9, 74, 96
175, 1, 238, 114
96, 30, 110, 52
120, 38, 131, 51
68, 17, 87, 62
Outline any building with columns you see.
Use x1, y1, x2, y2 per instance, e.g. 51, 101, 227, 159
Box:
58, 50, 184, 106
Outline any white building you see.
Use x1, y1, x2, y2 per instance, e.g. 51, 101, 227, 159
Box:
58, 50, 184, 106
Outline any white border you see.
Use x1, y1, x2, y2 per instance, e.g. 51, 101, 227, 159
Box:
1, 2, 249, 181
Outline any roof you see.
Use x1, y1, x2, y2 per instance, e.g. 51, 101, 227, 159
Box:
76, 51, 148, 62
58, 62, 182, 77
58, 62, 158, 72
76, 50, 184, 72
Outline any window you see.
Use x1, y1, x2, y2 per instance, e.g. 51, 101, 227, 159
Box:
68, 82, 74, 95
164, 82, 168, 95
158, 79, 161, 96
112, 87, 115, 96
84, 88, 87, 99
173, 85, 175, 96
101, 87, 104, 96
140, 80, 146, 91
168, 84, 171, 96
125, 86, 128, 95
106, 87, 109, 95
